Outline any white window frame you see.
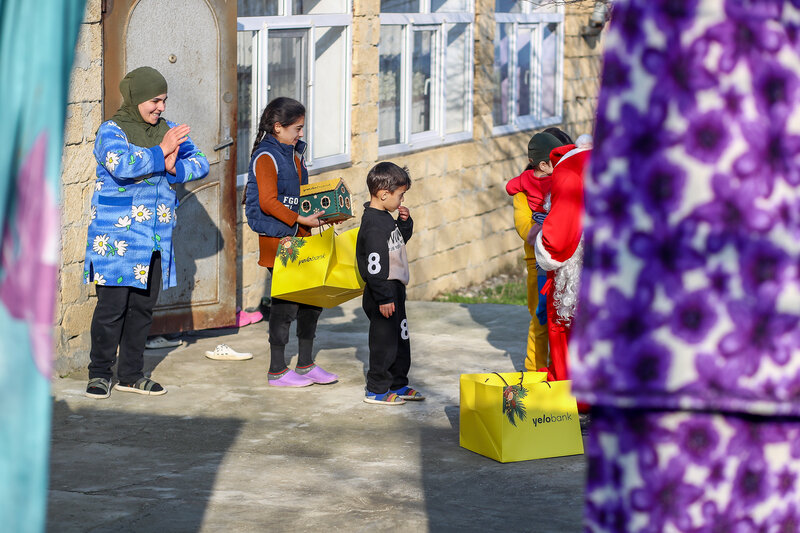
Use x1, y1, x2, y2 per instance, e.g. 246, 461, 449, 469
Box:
378, 10, 474, 157
237, 12, 352, 179
493, 9, 564, 136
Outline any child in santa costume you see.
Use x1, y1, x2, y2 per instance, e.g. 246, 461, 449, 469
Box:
530, 143, 591, 381
505, 132, 563, 372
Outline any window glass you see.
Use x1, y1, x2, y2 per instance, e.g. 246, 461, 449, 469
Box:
237, 31, 255, 175
411, 29, 435, 134
445, 24, 469, 134
493, 23, 511, 127
380, 0, 420, 13
238, 5, 351, 168
541, 22, 558, 118
496, 0, 555, 13
312, 27, 347, 159
495, 0, 521, 13
431, 0, 468, 13
295, 0, 348, 14
238, 0, 279, 16
378, 1, 473, 150
267, 29, 307, 104
379, 26, 404, 146
516, 27, 532, 118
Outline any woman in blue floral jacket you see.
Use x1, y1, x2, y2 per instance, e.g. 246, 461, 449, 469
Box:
83, 66, 209, 399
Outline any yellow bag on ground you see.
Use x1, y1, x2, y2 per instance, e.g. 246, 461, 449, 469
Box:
459, 371, 584, 463
271, 226, 365, 307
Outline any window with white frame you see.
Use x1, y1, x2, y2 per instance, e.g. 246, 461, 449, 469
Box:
493, 1, 563, 135
378, 0, 474, 155
237, 0, 351, 176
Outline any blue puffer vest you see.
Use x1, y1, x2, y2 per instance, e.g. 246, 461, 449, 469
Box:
245, 136, 308, 237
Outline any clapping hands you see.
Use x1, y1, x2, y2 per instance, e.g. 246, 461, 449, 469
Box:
160, 124, 190, 175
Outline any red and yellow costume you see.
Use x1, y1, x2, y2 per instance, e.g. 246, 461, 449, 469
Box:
506, 170, 551, 371
533, 145, 590, 381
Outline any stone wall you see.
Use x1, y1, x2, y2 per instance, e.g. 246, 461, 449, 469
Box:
562, 0, 605, 140
55, 0, 604, 375
56, 0, 103, 376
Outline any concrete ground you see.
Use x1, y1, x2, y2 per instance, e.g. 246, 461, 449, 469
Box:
48, 300, 586, 532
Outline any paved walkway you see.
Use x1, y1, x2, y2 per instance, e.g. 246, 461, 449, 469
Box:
48, 300, 586, 532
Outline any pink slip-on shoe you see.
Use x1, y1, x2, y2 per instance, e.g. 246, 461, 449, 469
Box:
299, 365, 338, 385
237, 309, 263, 326
268, 369, 313, 387
223, 308, 264, 328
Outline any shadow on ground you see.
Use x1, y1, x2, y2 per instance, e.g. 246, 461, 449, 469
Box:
47, 400, 243, 533
420, 420, 585, 531
49, 300, 584, 532
461, 302, 529, 371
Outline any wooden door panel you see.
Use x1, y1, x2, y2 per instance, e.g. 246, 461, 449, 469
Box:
126, 0, 220, 168
103, 0, 238, 333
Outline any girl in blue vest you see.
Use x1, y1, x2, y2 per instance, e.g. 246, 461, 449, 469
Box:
245, 97, 338, 387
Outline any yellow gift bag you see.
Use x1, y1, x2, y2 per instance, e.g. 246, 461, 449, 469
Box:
271, 226, 365, 307
459, 371, 584, 463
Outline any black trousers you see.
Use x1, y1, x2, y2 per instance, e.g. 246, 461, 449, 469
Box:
362, 282, 410, 394
88, 253, 162, 383
267, 265, 323, 372
268, 297, 323, 347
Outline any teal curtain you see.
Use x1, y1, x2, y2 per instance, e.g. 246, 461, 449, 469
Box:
0, 1, 86, 531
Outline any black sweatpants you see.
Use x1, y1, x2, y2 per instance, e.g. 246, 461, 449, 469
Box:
88, 252, 162, 383
362, 282, 410, 394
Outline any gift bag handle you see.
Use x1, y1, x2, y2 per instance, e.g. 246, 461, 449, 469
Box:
311, 218, 338, 236
488, 371, 525, 386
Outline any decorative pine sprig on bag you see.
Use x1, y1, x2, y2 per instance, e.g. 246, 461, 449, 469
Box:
503, 383, 527, 426
277, 236, 306, 267
493, 372, 528, 426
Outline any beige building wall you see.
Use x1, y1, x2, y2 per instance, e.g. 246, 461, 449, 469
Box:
562, 1, 605, 139
57, 0, 104, 376
55, 0, 604, 375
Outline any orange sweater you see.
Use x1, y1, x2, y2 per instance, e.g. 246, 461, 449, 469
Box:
253, 152, 308, 268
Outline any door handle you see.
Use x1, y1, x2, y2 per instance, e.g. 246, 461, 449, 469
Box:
213, 138, 234, 151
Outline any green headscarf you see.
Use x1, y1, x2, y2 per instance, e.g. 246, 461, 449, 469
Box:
110, 66, 171, 148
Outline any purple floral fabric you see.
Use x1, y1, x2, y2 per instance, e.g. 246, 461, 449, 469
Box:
572, 0, 800, 417
584, 408, 800, 532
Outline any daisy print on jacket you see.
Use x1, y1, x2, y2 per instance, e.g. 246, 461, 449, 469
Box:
132, 204, 152, 223
92, 234, 109, 256
113, 240, 128, 257
115, 215, 131, 229
105, 151, 121, 173
156, 204, 171, 223
133, 264, 149, 286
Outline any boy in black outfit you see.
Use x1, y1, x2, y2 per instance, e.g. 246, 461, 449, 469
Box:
356, 162, 425, 405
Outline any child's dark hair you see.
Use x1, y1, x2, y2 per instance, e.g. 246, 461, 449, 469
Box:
250, 97, 305, 157
366, 162, 411, 197
543, 127, 573, 145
